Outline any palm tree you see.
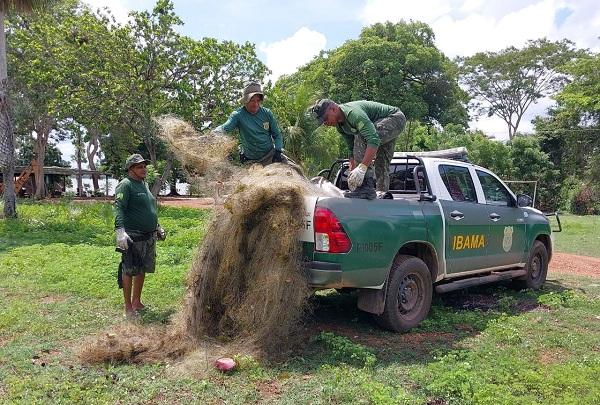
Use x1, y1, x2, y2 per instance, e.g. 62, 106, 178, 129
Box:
1, 1, 47, 217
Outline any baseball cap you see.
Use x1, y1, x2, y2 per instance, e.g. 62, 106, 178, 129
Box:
310, 99, 335, 124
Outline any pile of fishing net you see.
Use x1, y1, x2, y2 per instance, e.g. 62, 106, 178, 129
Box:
78, 116, 341, 366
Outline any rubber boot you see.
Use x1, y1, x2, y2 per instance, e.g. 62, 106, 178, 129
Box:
344, 169, 377, 200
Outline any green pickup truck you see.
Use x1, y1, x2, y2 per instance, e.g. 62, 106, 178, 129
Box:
301, 149, 560, 332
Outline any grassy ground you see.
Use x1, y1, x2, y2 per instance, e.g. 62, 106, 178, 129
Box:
1, 201, 599, 404
551, 213, 600, 258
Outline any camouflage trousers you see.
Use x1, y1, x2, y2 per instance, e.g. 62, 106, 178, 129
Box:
119, 230, 156, 277
352, 110, 406, 192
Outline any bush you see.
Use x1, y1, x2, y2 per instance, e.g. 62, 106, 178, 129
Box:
570, 184, 597, 215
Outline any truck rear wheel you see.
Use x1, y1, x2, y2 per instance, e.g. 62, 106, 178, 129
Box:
376, 255, 432, 332
514, 240, 548, 290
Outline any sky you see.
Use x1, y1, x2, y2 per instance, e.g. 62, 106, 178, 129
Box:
57, 0, 600, 166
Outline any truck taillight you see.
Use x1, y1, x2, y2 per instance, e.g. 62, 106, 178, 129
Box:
314, 207, 352, 253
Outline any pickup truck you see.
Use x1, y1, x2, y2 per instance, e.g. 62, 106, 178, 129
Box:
300, 148, 560, 332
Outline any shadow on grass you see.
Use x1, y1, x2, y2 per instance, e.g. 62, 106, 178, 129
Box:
139, 307, 178, 325
286, 279, 574, 371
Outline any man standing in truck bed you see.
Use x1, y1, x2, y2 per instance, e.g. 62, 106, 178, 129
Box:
311, 99, 406, 199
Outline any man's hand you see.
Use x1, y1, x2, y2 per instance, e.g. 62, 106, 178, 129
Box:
116, 228, 133, 251
273, 149, 283, 163
156, 226, 166, 241
347, 164, 368, 191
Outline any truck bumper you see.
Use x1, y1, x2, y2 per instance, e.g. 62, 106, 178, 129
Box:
305, 261, 343, 288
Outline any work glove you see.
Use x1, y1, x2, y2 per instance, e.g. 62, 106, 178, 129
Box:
116, 228, 133, 251
156, 226, 166, 241
347, 163, 368, 191
272, 149, 283, 163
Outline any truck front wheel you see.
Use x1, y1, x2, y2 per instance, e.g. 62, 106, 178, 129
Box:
514, 240, 548, 290
376, 255, 432, 332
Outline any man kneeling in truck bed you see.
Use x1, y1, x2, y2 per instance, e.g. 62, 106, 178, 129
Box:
301, 151, 559, 332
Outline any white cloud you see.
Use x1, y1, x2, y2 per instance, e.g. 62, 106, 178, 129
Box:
259, 27, 327, 81
360, 0, 600, 55
362, 0, 452, 25
83, 0, 132, 24
358, 0, 600, 138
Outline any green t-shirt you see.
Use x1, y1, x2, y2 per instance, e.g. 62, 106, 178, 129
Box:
221, 106, 283, 160
114, 177, 158, 233
337, 100, 400, 157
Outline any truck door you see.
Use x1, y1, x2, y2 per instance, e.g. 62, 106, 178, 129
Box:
475, 170, 527, 267
438, 164, 490, 274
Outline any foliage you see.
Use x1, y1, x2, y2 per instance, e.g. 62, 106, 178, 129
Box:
459, 39, 582, 139
271, 20, 469, 174
315, 331, 377, 368
535, 52, 600, 214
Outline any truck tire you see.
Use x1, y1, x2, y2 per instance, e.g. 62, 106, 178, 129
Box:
375, 255, 432, 332
514, 240, 548, 290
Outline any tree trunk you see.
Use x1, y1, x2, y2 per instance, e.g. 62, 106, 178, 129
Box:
33, 117, 53, 199
0, 13, 17, 217
150, 154, 173, 197
168, 173, 179, 196
86, 127, 100, 193
76, 148, 83, 197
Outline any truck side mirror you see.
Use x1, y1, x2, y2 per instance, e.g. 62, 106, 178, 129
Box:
517, 194, 533, 207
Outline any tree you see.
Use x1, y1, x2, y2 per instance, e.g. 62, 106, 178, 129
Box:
1, 0, 50, 217
535, 52, 600, 213
8, 1, 78, 198
271, 21, 468, 173
459, 38, 582, 139
330, 21, 468, 127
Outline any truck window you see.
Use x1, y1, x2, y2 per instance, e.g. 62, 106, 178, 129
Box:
389, 164, 426, 192
439, 165, 477, 202
476, 170, 512, 206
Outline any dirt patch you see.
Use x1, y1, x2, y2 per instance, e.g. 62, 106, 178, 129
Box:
159, 197, 216, 209
537, 348, 568, 365
31, 348, 63, 367
442, 293, 499, 311
549, 252, 600, 278
40, 295, 67, 305
255, 380, 283, 400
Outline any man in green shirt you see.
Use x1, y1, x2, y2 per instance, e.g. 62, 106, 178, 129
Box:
311, 99, 406, 199
215, 82, 288, 165
114, 154, 165, 318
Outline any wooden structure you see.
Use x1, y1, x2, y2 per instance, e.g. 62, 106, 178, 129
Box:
0, 161, 111, 197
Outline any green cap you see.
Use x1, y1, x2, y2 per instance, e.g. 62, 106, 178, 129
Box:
309, 99, 335, 125
124, 154, 149, 170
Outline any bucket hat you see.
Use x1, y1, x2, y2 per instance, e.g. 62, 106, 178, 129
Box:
239, 82, 264, 104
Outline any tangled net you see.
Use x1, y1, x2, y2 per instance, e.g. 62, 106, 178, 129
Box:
79, 116, 341, 365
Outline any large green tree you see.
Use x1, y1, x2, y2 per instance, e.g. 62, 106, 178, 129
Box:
1, 0, 50, 217
459, 38, 582, 140
272, 21, 468, 173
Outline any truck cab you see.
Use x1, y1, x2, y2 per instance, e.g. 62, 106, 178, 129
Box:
301, 149, 557, 332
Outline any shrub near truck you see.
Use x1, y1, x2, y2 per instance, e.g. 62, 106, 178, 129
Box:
301, 151, 557, 331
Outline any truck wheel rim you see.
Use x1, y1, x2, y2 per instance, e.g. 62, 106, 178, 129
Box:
398, 275, 421, 313
531, 255, 541, 279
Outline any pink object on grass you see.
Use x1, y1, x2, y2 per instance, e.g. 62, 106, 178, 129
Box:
214, 357, 236, 372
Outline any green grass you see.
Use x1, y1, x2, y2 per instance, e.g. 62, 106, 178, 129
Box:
1, 202, 599, 404
552, 213, 600, 257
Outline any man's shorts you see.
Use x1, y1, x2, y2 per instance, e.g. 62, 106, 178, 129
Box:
120, 230, 156, 276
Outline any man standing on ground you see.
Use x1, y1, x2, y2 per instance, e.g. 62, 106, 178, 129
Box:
214, 82, 288, 166
311, 99, 406, 199
114, 154, 165, 318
